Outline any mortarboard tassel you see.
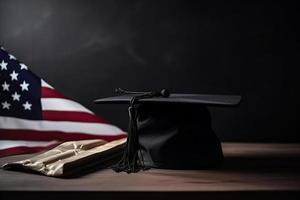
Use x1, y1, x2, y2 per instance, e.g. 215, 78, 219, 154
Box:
112, 88, 170, 173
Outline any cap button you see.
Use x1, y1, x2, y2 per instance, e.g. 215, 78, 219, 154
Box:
161, 89, 170, 97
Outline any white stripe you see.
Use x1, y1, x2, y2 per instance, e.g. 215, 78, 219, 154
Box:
0, 140, 58, 150
0, 116, 124, 136
41, 98, 94, 114
41, 79, 54, 89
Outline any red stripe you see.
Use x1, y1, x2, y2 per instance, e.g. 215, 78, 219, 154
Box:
0, 129, 127, 142
42, 111, 108, 123
0, 143, 60, 158
41, 87, 113, 124
41, 87, 66, 98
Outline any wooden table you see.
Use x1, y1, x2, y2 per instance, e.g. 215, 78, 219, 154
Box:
1, 143, 300, 199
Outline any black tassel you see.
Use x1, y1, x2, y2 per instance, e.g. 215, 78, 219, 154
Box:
112, 104, 142, 173
112, 89, 170, 173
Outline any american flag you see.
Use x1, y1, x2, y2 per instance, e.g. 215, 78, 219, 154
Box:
0, 46, 126, 157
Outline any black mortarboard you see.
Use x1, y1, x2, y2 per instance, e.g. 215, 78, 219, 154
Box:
94, 89, 241, 173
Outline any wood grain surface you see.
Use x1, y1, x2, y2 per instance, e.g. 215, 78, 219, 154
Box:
1, 143, 300, 199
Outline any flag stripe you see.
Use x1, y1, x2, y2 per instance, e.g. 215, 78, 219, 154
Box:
41, 87, 66, 99
41, 79, 54, 89
42, 111, 108, 123
41, 98, 94, 114
0, 116, 123, 136
0, 140, 58, 150
0, 129, 127, 141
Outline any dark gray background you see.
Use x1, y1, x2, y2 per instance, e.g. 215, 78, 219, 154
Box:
0, 0, 298, 142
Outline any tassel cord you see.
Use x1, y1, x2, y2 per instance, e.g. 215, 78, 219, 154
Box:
112, 89, 170, 173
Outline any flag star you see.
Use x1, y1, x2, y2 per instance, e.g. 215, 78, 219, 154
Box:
23, 101, 32, 110
20, 63, 28, 70
2, 81, 10, 91
20, 81, 29, 91
2, 101, 11, 110
11, 92, 21, 101
0, 60, 8, 70
9, 54, 16, 60
10, 70, 19, 81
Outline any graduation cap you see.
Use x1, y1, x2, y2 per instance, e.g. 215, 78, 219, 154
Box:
94, 88, 241, 173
